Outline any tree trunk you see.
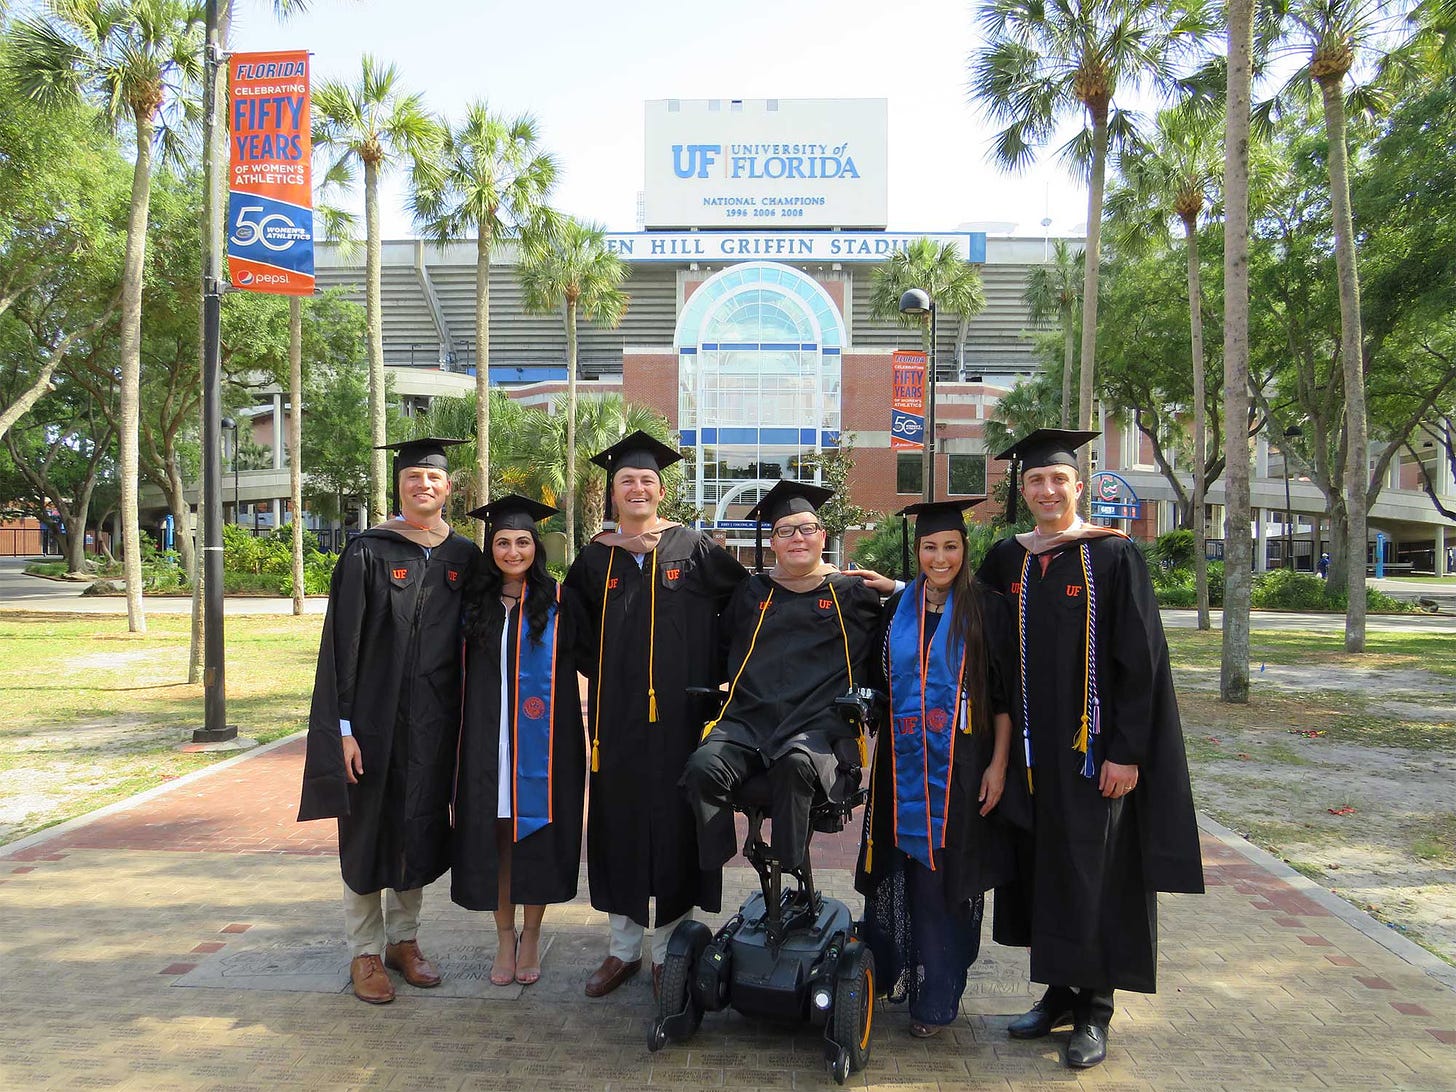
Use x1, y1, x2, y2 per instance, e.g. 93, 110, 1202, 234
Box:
364, 159, 387, 525
62, 511, 88, 573
1319, 76, 1368, 652
564, 299, 578, 561
1076, 104, 1110, 507
1221, 0, 1255, 703
163, 450, 196, 576
1185, 215, 1210, 630
119, 113, 155, 634
290, 296, 305, 616
474, 230, 492, 548
1060, 307, 1075, 430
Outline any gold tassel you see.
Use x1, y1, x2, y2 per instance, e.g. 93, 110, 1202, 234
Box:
864, 838, 873, 873
857, 731, 868, 769
1074, 712, 1089, 755
700, 717, 718, 743
591, 738, 600, 773
648, 688, 659, 724
1026, 766, 1034, 794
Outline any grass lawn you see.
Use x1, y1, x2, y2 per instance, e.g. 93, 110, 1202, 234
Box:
0, 611, 322, 843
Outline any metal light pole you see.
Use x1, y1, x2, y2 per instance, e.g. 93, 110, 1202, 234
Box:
1282, 424, 1303, 570
899, 288, 938, 502
223, 417, 239, 524
195, 0, 235, 743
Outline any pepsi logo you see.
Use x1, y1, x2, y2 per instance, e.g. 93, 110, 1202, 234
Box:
237, 271, 254, 285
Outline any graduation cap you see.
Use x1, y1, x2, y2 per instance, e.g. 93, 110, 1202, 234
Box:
468, 494, 558, 535
897, 498, 984, 581
591, 431, 683, 522
377, 436, 468, 473
994, 428, 1099, 524
745, 479, 833, 574
377, 437, 467, 516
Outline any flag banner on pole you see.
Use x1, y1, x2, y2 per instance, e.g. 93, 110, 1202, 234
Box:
891, 349, 926, 450
227, 50, 313, 295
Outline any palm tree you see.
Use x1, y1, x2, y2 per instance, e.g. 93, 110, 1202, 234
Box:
1022, 240, 1084, 428
506, 395, 676, 546
517, 219, 628, 561
868, 238, 986, 499
9, 0, 204, 635
1278, 1, 1418, 652
1106, 104, 1222, 629
406, 388, 528, 516
1222, 0, 1257, 704
313, 55, 442, 525
970, 0, 1213, 492
413, 104, 559, 547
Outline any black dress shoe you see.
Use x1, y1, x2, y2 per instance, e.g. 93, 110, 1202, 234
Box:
1066, 1021, 1108, 1068
1006, 989, 1075, 1039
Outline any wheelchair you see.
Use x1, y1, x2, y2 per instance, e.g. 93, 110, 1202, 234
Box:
648, 687, 883, 1085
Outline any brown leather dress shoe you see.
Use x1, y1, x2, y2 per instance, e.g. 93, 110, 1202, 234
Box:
384, 939, 442, 988
350, 954, 396, 1004
584, 955, 641, 998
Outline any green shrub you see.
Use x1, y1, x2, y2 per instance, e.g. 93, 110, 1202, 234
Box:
1206, 560, 1224, 607
24, 561, 69, 577
1250, 569, 1329, 611
281, 552, 338, 596
1149, 528, 1195, 570
1154, 582, 1197, 608
222, 571, 284, 594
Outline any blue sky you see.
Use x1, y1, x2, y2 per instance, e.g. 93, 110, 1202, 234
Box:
231, 0, 1093, 240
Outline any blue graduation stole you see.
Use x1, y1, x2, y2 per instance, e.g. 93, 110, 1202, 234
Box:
887, 577, 967, 871
511, 583, 560, 841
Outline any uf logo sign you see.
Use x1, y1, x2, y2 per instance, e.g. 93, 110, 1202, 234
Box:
672, 144, 721, 178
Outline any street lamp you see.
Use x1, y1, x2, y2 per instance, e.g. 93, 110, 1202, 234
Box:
222, 416, 238, 525
898, 288, 937, 503
1282, 424, 1303, 570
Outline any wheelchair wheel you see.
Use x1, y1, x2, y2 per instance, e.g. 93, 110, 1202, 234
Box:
829, 940, 874, 1080
649, 920, 710, 1050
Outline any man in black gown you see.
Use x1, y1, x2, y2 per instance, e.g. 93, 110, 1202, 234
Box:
564, 432, 747, 999
682, 481, 881, 875
298, 438, 480, 1004
977, 429, 1203, 1068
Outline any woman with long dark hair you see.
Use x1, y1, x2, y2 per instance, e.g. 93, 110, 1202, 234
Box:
453, 495, 587, 988
850, 500, 1025, 1037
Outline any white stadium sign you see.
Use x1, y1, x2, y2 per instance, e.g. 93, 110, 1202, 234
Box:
604, 231, 986, 264
643, 98, 888, 230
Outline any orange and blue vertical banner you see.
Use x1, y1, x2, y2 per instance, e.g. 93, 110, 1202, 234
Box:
227, 50, 313, 295
891, 349, 926, 450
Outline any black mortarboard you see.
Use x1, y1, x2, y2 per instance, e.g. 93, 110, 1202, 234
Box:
378, 436, 467, 472
745, 480, 833, 574
377, 437, 466, 515
897, 498, 984, 580
994, 429, 1099, 472
468, 494, 557, 534
994, 429, 1099, 523
589, 430, 683, 479
746, 480, 833, 527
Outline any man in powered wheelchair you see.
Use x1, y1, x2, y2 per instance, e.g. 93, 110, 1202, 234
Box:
650, 481, 885, 1084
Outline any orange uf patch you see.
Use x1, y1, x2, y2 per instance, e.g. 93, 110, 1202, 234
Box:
391, 568, 408, 580
607, 578, 620, 590
1066, 584, 1082, 597
665, 567, 681, 580
817, 598, 832, 610
1010, 581, 1022, 595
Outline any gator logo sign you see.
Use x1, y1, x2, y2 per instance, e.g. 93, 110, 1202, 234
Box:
522, 696, 547, 720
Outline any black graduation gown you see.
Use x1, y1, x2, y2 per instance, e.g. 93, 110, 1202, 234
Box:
854, 584, 1027, 907
451, 582, 588, 910
298, 527, 480, 895
564, 525, 746, 927
709, 571, 882, 802
977, 533, 1204, 993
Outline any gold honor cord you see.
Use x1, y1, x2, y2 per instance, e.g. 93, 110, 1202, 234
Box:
701, 588, 774, 742
590, 549, 616, 774
648, 549, 659, 723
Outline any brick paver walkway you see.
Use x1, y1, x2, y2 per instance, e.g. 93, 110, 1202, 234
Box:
2, 735, 1452, 1090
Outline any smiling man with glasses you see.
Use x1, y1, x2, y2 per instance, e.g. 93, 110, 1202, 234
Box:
681, 480, 881, 875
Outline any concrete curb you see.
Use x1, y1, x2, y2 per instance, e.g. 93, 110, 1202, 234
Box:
1197, 810, 1456, 993
0, 730, 306, 859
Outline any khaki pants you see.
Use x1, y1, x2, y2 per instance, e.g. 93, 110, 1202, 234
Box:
608, 908, 693, 967
343, 884, 423, 958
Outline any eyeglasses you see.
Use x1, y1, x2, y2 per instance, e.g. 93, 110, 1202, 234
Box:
772, 521, 825, 539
